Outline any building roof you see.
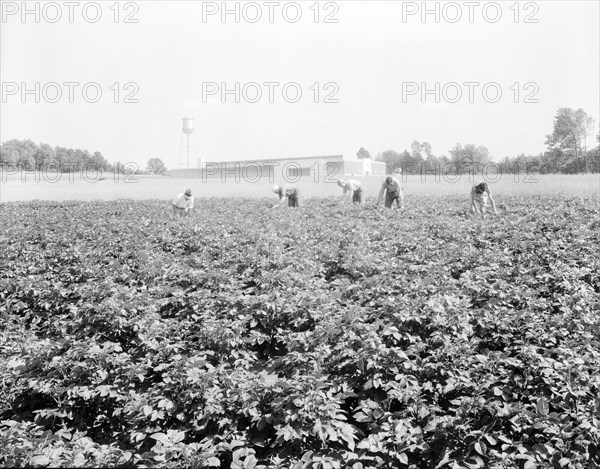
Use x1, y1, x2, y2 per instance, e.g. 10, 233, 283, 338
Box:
203, 154, 344, 166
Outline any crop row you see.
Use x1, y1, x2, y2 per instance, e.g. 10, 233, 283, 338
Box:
1, 196, 599, 468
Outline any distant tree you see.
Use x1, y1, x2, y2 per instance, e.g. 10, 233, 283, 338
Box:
75, 149, 92, 171
399, 150, 415, 173
449, 143, 492, 173
0, 139, 113, 172
588, 133, 600, 172
58, 147, 78, 172
411, 142, 436, 171
513, 153, 544, 174
18, 154, 36, 170
0, 142, 17, 167
424, 153, 438, 170
112, 162, 128, 173
54, 146, 70, 171
34, 143, 56, 169
377, 147, 439, 174
356, 147, 371, 159
498, 156, 512, 173
545, 108, 595, 173
147, 157, 167, 175
0, 139, 37, 169
437, 155, 451, 168
544, 147, 573, 173
410, 141, 425, 167
90, 151, 110, 171
421, 142, 433, 159
376, 150, 401, 173
410, 141, 421, 158
408, 141, 435, 171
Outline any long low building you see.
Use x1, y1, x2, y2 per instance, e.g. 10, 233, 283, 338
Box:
169, 155, 386, 180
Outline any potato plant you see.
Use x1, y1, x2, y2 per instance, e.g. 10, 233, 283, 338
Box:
1, 195, 599, 468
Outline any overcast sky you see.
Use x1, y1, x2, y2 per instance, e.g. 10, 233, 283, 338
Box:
1, 0, 599, 169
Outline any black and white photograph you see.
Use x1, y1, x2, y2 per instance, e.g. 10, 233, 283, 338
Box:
1, 0, 599, 467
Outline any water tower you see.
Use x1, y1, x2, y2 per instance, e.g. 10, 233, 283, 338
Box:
178, 116, 199, 168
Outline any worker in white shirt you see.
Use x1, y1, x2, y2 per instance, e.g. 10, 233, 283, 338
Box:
470, 181, 498, 218
378, 176, 404, 209
272, 184, 301, 208
337, 179, 365, 204
172, 189, 194, 217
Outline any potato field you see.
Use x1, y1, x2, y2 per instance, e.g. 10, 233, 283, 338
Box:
1, 195, 599, 468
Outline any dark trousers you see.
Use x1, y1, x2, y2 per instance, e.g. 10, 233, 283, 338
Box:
288, 190, 301, 207
353, 188, 365, 203
385, 191, 401, 208
172, 204, 188, 217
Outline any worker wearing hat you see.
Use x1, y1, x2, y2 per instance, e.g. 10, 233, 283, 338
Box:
272, 184, 301, 208
378, 176, 404, 209
172, 188, 194, 217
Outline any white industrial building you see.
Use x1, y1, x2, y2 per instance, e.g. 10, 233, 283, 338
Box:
169, 155, 386, 179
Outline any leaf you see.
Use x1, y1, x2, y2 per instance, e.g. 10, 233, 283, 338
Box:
260, 373, 278, 387
474, 441, 486, 455
167, 429, 185, 443
30, 456, 50, 466
207, 456, 221, 467
158, 398, 174, 410
536, 397, 549, 416
150, 432, 170, 445
558, 458, 570, 467
230, 439, 245, 449
257, 417, 266, 431
464, 456, 484, 469
245, 455, 258, 468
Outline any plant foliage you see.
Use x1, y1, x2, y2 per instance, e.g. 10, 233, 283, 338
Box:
1, 196, 599, 468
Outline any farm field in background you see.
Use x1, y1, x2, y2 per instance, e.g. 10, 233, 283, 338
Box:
0, 173, 598, 203
1, 194, 599, 468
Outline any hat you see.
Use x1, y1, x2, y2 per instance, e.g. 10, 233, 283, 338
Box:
184, 189, 192, 197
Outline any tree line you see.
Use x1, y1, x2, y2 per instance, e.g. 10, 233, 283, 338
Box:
0, 139, 113, 172
368, 107, 599, 174
2, 107, 597, 176
0, 139, 169, 175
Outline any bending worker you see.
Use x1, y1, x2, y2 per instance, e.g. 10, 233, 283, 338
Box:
272, 184, 301, 208
337, 179, 365, 204
172, 188, 194, 217
470, 181, 498, 218
378, 176, 404, 209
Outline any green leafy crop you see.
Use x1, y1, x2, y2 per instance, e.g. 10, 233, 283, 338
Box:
1, 195, 599, 468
